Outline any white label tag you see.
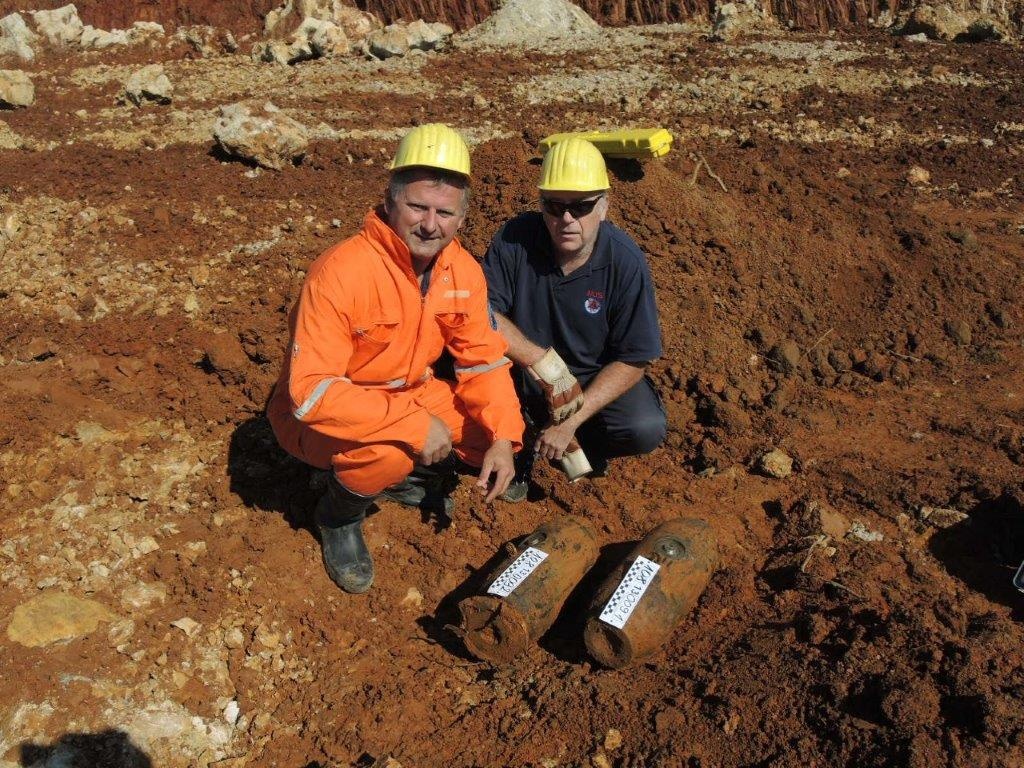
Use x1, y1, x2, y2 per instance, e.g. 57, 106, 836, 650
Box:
599, 555, 661, 629
487, 546, 548, 598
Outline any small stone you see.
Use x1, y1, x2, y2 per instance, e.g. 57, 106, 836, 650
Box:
603, 728, 623, 751
847, 521, 884, 542
836, 167, 850, 178
759, 449, 793, 479
918, 506, 969, 529
590, 753, 611, 768
255, 624, 280, 649
183, 293, 200, 314
134, 536, 160, 555
223, 627, 245, 649
122, 581, 167, 610
723, 712, 741, 734
906, 166, 931, 186
472, 93, 489, 109
108, 618, 135, 645
7, 592, 115, 647
401, 586, 424, 608
171, 617, 201, 638
224, 700, 240, 725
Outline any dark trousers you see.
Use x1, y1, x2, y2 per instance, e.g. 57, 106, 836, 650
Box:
520, 372, 667, 472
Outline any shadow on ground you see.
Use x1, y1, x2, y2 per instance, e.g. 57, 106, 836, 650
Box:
929, 489, 1024, 617
20, 730, 150, 768
228, 415, 319, 533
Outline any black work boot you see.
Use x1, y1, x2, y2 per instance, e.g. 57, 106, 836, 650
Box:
499, 448, 535, 504
315, 478, 375, 594
381, 457, 457, 515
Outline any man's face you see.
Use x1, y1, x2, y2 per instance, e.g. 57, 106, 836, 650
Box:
540, 191, 608, 261
385, 174, 467, 268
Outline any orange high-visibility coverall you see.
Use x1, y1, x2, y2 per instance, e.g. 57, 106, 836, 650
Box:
268, 210, 524, 496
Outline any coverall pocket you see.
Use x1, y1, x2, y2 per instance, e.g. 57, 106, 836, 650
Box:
354, 321, 398, 347
434, 312, 469, 330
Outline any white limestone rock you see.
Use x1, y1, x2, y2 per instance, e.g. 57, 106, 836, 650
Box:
710, 0, 777, 41
0, 69, 33, 108
213, 101, 309, 170
0, 13, 38, 62
264, 0, 380, 41
366, 19, 453, 59
125, 64, 172, 106
31, 4, 84, 47
174, 25, 238, 57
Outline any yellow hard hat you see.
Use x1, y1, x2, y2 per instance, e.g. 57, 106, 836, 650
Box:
538, 136, 610, 192
390, 123, 471, 178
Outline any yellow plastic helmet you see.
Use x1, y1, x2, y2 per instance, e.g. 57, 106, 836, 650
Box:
390, 123, 471, 178
538, 136, 610, 192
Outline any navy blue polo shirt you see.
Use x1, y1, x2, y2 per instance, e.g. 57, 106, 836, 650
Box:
483, 212, 662, 394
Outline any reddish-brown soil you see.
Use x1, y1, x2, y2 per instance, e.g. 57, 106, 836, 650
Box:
1, 19, 1023, 768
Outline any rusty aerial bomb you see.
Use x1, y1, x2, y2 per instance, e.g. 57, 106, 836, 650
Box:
584, 517, 718, 669
458, 516, 599, 664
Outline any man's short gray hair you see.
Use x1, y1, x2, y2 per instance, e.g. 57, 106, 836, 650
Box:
387, 167, 471, 211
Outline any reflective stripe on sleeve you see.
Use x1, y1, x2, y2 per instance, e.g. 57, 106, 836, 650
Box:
455, 357, 511, 376
293, 376, 349, 420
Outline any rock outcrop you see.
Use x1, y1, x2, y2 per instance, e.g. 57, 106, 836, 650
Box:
254, 1, 381, 64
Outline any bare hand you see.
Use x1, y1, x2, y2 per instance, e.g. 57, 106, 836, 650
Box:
476, 439, 515, 503
420, 415, 452, 465
535, 421, 579, 462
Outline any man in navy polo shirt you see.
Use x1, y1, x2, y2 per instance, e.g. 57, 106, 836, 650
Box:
483, 137, 666, 500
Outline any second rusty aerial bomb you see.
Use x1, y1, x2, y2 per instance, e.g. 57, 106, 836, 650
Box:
457, 516, 599, 664
583, 517, 718, 669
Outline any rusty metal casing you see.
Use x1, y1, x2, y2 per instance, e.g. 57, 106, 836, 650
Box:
584, 517, 718, 669
458, 516, 599, 664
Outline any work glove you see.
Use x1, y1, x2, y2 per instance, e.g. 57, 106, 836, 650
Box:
529, 348, 584, 425
560, 438, 593, 482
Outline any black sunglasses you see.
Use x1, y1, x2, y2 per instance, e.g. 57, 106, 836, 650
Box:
540, 196, 604, 219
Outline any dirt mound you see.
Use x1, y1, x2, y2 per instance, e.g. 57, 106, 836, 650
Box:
457, 0, 599, 48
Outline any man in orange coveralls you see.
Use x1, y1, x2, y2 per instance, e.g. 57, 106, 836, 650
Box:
268, 124, 524, 594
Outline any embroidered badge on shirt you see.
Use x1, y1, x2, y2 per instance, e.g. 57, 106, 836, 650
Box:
584, 290, 604, 315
